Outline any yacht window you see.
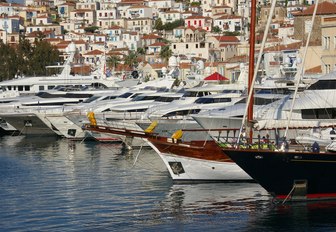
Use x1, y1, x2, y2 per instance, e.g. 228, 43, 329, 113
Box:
132, 96, 160, 101
301, 108, 336, 119
182, 91, 211, 97
195, 98, 232, 104
126, 108, 147, 112
163, 109, 201, 117
83, 96, 100, 103
23, 101, 80, 106
308, 80, 336, 90
65, 93, 93, 98
154, 97, 180, 102
254, 97, 278, 105
118, 92, 133, 98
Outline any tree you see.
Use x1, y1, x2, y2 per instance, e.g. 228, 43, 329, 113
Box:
107, 55, 120, 72
153, 18, 163, 30
0, 42, 18, 81
124, 51, 138, 69
212, 26, 222, 34
29, 40, 61, 76
162, 19, 184, 31
16, 38, 33, 76
160, 46, 172, 63
84, 26, 99, 33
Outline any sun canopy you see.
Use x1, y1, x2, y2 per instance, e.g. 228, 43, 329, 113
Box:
204, 72, 229, 81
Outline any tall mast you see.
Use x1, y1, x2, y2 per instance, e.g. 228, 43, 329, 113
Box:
247, 0, 257, 141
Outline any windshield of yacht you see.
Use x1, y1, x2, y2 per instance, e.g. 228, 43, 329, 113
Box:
82, 96, 100, 103
308, 79, 336, 90
118, 92, 133, 98
221, 90, 242, 94
194, 97, 232, 104
182, 91, 211, 98
154, 96, 181, 102
131, 95, 161, 101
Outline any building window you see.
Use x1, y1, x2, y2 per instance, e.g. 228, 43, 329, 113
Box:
186, 44, 189, 49
325, 64, 331, 73
196, 44, 198, 48
324, 36, 330, 49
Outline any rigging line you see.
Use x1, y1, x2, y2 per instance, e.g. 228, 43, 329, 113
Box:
237, 0, 277, 144
284, 0, 320, 138
282, 184, 296, 205
132, 144, 143, 167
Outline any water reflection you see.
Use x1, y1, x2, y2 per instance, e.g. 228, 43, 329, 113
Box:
2, 137, 336, 231
247, 201, 336, 231
163, 183, 270, 215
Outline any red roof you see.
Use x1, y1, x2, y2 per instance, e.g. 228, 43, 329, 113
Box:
293, 1, 336, 16
204, 72, 228, 81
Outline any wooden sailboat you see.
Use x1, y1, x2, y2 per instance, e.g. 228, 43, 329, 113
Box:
83, 119, 252, 182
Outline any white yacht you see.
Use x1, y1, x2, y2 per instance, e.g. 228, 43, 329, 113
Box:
0, 42, 123, 96
0, 88, 123, 136
136, 88, 245, 141
194, 72, 336, 144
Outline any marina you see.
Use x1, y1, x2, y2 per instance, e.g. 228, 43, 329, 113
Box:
2, 136, 336, 231
1, 0, 336, 230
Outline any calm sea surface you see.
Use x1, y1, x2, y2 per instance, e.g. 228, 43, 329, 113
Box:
1, 136, 336, 231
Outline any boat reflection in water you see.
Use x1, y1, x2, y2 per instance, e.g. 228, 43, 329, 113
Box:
248, 201, 336, 231
162, 183, 269, 215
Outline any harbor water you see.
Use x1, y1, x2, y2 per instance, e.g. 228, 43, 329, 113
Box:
1, 136, 336, 231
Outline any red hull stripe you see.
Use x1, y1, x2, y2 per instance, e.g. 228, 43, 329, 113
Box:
277, 193, 336, 200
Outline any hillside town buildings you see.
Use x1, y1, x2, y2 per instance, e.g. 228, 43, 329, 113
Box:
0, 0, 336, 80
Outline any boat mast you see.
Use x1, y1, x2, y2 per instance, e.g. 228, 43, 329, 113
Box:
237, 0, 276, 144
247, 0, 257, 142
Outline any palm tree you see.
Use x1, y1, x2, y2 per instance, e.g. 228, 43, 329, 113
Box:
124, 51, 138, 69
160, 46, 172, 63
107, 55, 120, 73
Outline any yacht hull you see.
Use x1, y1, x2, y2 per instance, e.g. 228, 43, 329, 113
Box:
147, 138, 252, 182
1, 113, 60, 136
223, 148, 336, 201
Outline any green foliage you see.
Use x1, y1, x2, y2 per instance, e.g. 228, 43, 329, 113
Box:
84, 26, 99, 33
0, 39, 61, 81
107, 55, 120, 70
223, 31, 240, 36
160, 46, 172, 63
124, 51, 138, 69
190, 1, 201, 7
153, 18, 163, 30
0, 42, 18, 81
154, 19, 184, 31
212, 26, 222, 33
30, 40, 61, 76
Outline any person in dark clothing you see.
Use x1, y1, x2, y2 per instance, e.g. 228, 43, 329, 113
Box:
330, 127, 335, 140
312, 141, 320, 153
